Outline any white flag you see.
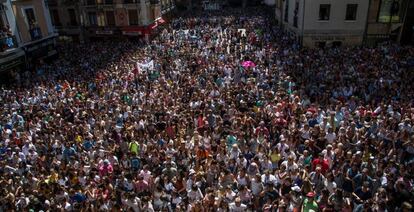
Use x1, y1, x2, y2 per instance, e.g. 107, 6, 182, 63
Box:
137, 60, 154, 71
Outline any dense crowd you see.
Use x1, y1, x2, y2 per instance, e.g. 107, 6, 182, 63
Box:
1, 7, 414, 212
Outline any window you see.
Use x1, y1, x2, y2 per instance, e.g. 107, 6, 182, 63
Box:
24, 8, 37, 28
345, 4, 358, 20
97, 13, 105, 26
124, 0, 137, 3
105, 11, 115, 26
378, 0, 401, 23
50, 9, 61, 26
105, 0, 114, 4
25, 8, 42, 41
284, 0, 289, 22
318, 4, 331, 21
68, 9, 78, 26
88, 12, 98, 26
128, 9, 139, 25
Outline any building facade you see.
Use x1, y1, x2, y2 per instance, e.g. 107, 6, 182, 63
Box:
47, 0, 175, 42
400, 0, 414, 45
365, 0, 411, 46
276, 0, 370, 48
0, 0, 58, 76
0, 0, 25, 74
47, 0, 83, 42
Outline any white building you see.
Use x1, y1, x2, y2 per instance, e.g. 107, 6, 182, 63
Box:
276, 0, 370, 48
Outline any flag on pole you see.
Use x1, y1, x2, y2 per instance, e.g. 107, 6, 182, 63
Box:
137, 60, 154, 71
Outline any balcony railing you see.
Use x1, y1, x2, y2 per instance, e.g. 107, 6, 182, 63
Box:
0, 35, 17, 52
29, 27, 42, 41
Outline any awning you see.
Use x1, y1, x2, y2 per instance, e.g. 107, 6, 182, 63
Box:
121, 21, 163, 36
121, 26, 148, 36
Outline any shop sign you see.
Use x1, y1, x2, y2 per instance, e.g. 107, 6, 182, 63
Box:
122, 31, 142, 36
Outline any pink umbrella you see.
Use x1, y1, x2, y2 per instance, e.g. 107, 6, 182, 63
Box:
242, 61, 256, 68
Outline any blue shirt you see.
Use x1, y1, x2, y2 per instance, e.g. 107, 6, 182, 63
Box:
71, 193, 87, 203
83, 140, 94, 150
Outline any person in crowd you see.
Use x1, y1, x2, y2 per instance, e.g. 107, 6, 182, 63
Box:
0, 6, 413, 211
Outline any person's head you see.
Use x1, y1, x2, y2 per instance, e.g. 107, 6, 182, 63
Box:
362, 181, 370, 192
315, 166, 322, 174
306, 191, 315, 201
362, 168, 369, 176
234, 197, 241, 206
335, 188, 343, 199
401, 202, 413, 212
318, 153, 324, 159
288, 155, 294, 164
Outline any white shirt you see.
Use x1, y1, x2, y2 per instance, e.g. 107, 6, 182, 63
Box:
251, 179, 263, 195
325, 133, 337, 143
261, 174, 278, 186
237, 175, 248, 186
229, 202, 247, 212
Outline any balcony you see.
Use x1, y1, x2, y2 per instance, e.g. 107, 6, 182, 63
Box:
0, 35, 18, 53
29, 27, 42, 41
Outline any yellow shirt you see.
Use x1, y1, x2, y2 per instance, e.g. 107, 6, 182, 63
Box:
270, 153, 281, 163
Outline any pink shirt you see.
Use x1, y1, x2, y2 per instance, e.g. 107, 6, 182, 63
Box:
99, 164, 113, 176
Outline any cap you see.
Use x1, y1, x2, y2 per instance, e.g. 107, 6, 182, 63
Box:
306, 191, 315, 198
291, 185, 301, 192
189, 169, 196, 175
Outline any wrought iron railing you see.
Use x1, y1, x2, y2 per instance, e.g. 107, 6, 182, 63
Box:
0, 35, 17, 52
29, 27, 43, 41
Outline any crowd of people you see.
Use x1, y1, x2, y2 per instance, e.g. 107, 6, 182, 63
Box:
0, 25, 15, 52
1, 7, 414, 212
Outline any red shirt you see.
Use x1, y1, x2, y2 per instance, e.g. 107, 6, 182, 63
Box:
255, 126, 269, 137
312, 158, 329, 174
